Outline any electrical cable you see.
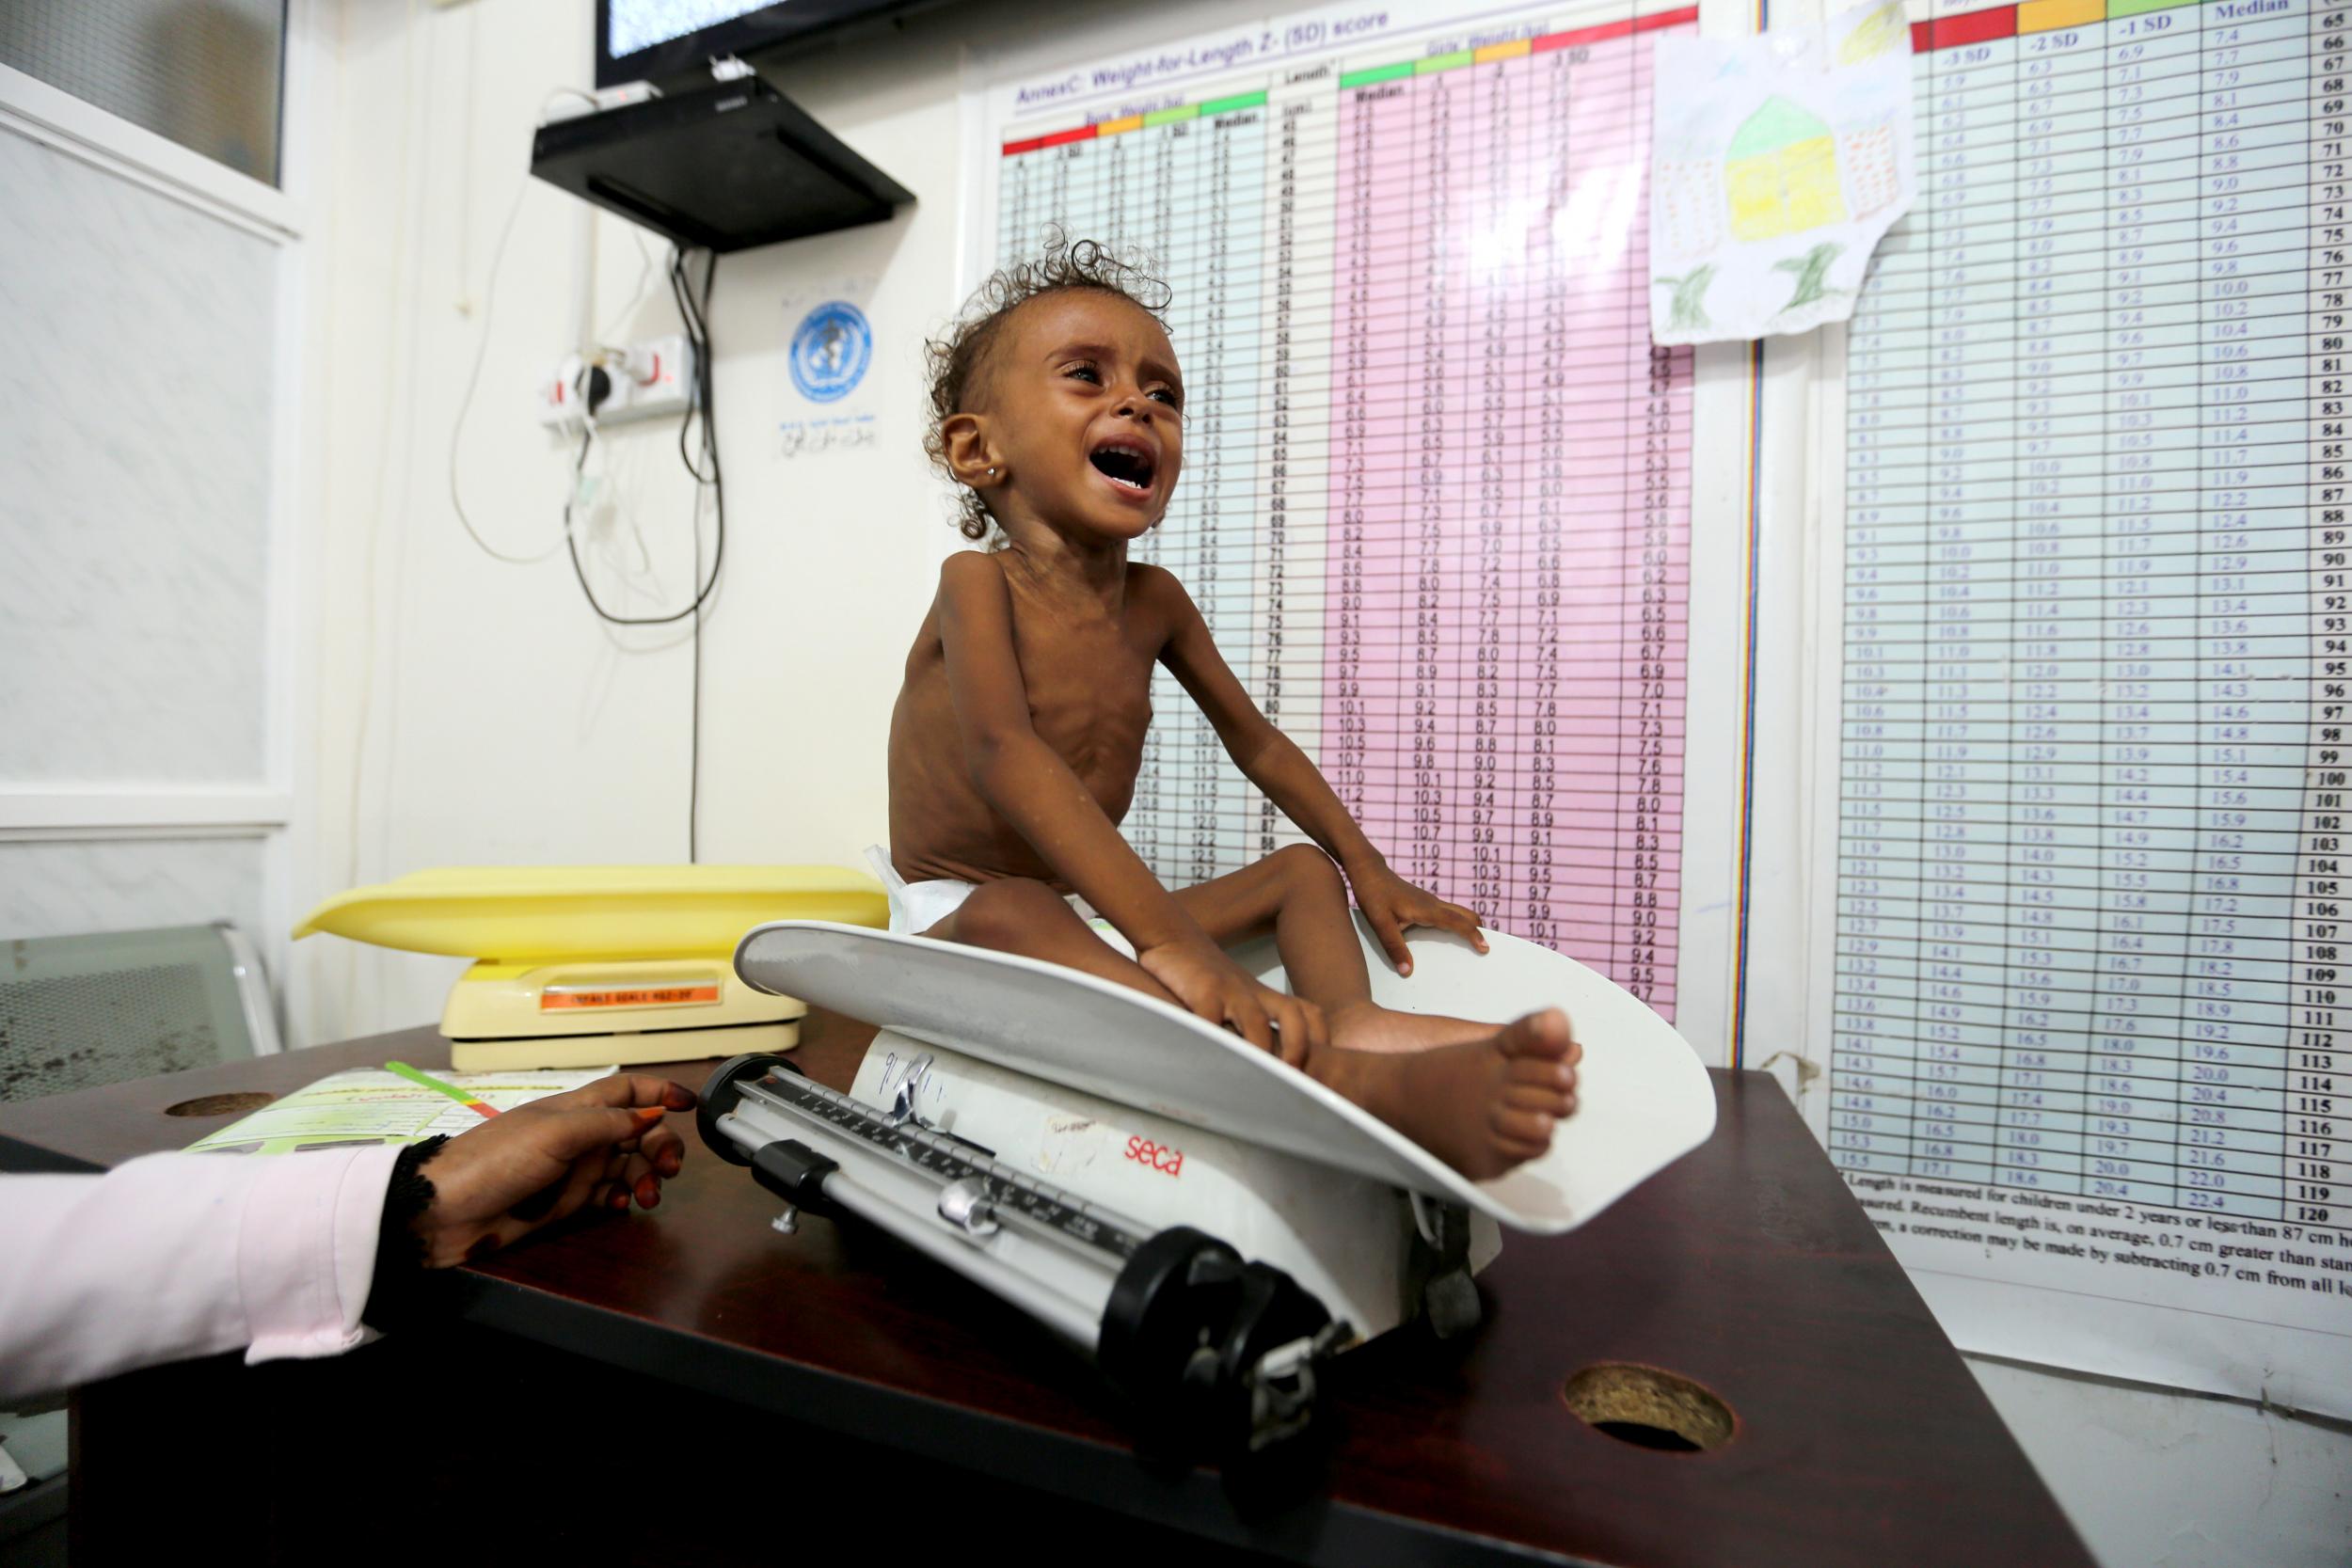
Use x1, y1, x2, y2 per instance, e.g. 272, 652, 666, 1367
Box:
438, 80, 717, 862
671, 249, 718, 483
596, 220, 660, 344
446, 86, 608, 567
563, 249, 723, 626
689, 274, 707, 861
449, 183, 572, 565
688, 250, 718, 861
554, 245, 723, 859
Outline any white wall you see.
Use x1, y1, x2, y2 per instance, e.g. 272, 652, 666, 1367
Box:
296, 0, 968, 1039
1967, 1357, 2350, 1568
294, 2, 2350, 1561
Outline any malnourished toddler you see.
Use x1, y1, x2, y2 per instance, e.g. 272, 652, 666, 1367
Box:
881, 241, 1580, 1179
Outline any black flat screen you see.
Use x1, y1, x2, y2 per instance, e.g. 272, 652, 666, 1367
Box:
597, 0, 948, 88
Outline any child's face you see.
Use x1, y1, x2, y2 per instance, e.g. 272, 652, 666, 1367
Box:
985, 291, 1184, 542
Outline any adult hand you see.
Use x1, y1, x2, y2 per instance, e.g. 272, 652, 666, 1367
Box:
1136, 938, 1328, 1067
409, 1074, 698, 1267
1346, 861, 1487, 976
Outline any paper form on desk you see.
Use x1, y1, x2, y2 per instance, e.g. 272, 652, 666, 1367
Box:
183, 1067, 613, 1154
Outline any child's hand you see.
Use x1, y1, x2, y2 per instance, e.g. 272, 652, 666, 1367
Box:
1136, 939, 1328, 1066
1346, 863, 1488, 977
408, 1075, 699, 1267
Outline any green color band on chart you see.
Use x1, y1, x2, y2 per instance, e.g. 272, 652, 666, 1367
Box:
1200, 89, 1268, 115
1339, 61, 1415, 87
1415, 50, 1475, 73
1143, 105, 1197, 126
384, 1059, 482, 1108
2106, 0, 2191, 15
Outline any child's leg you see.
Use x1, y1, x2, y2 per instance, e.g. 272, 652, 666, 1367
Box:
1164, 844, 1375, 1008
920, 877, 1180, 1002
1171, 845, 1515, 1053
1172, 846, 1580, 1180
930, 858, 1576, 1180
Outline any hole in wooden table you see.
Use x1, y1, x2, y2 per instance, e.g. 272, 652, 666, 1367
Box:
1562, 1362, 1735, 1453
166, 1092, 276, 1118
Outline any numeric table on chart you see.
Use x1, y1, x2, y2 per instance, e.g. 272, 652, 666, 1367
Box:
990, 3, 1695, 1013
1834, 0, 2349, 1228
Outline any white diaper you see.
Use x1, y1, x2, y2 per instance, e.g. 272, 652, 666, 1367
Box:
864, 847, 1133, 955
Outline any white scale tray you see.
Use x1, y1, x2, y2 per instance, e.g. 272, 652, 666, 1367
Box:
735, 917, 1716, 1235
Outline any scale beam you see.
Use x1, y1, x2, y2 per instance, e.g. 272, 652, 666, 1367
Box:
700, 1053, 1344, 1462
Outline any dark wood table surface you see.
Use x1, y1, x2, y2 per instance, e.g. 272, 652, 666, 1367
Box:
0, 1016, 2091, 1568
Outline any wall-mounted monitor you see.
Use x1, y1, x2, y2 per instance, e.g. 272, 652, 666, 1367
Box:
597, 0, 953, 88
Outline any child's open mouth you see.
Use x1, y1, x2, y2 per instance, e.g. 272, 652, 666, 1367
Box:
1089, 438, 1157, 495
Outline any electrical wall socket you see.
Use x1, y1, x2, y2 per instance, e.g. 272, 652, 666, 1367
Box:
535, 335, 695, 433
538, 351, 590, 435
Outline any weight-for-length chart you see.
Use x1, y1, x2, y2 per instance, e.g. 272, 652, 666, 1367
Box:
980, 0, 1696, 1012
1827, 0, 2350, 1406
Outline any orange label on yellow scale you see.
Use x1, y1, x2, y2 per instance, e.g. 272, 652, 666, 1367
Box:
540, 984, 722, 1010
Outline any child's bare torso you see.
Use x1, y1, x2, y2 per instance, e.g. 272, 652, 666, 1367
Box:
888, 554, 1172, 887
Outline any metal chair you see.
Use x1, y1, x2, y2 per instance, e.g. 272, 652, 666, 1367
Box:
0, 922, 281, 1104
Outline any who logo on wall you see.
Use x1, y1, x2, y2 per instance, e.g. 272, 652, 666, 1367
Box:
780, 279, 881, 460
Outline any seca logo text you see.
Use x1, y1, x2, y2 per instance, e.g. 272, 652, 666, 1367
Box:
1123, 1135, 1184, 1177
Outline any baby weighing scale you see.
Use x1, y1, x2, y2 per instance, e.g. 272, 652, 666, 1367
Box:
700, 916, 1715, 1461
294, 866, 888, 1070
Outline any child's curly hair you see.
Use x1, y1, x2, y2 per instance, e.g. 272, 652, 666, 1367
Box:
925, 230, 1174, 543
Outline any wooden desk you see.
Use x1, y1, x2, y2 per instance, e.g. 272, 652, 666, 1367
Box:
0, 1016, 2091, 1567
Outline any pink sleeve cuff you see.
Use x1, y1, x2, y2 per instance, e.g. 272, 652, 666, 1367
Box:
239, 1144, 404, 1365
0, 1144, 405, 1402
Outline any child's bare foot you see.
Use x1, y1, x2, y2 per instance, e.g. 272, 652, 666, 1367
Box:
1311, 1009, 1580, 1180
1327, 999, 1495, 1053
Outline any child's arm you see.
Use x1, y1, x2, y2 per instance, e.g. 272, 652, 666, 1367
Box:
933, 556, 1318, 1052
1143, 567, 1487, 976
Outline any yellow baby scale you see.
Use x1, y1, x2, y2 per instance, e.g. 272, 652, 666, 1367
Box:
294, 866, 888, 1069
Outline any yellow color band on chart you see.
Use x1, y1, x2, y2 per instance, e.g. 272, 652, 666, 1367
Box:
2018, 0, 2106, 30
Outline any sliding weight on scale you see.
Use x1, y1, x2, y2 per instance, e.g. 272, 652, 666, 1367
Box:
734, 1059, 1149, 1257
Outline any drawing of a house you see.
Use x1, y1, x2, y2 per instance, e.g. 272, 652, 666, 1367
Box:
1724, 97, 1846, 242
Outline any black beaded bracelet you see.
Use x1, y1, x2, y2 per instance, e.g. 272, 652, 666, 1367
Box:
362, 1134, 450, 1332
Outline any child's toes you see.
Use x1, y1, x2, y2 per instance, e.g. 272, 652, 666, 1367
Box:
1497, 1008, 1573, 1062
1506, 1079, 1575, 1117
1491, 1106, 1556, 1150
1506, 1053, 1578, 1099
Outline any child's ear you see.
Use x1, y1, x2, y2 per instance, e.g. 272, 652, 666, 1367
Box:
942, 414, 999, 491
